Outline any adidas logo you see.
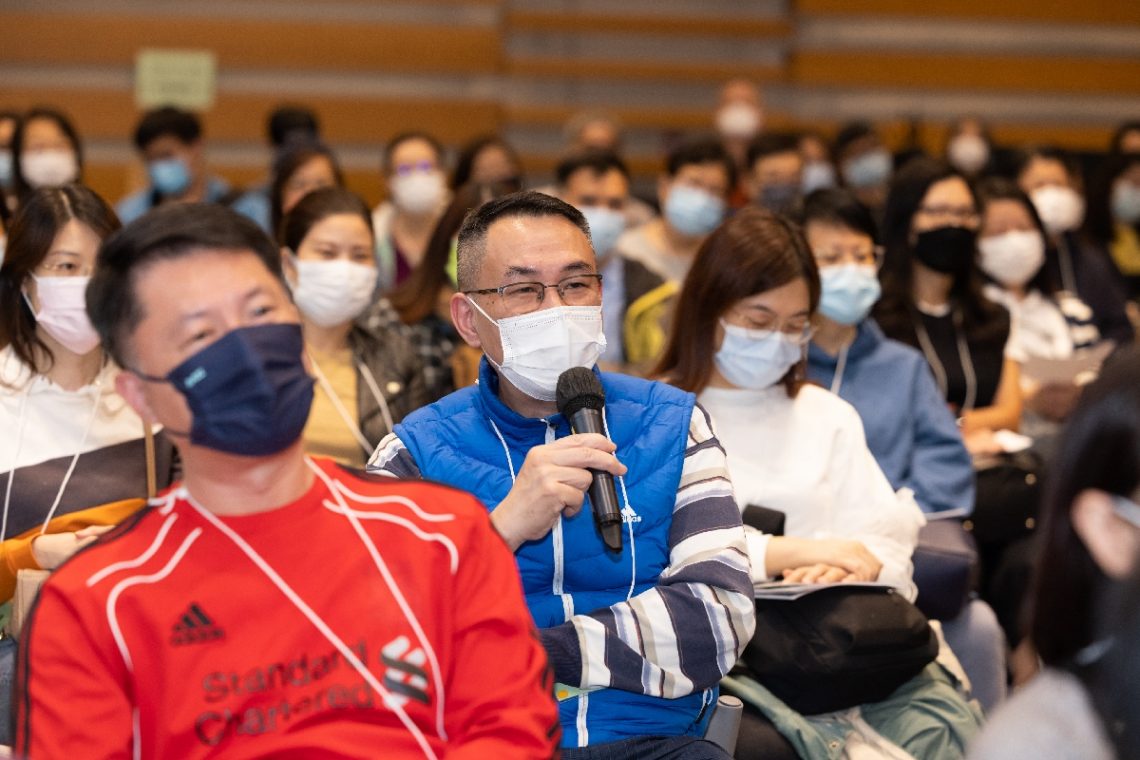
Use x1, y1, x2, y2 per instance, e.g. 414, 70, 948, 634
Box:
171, 603, 225, 646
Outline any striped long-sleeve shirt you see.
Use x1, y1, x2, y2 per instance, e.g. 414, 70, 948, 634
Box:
369, 401, 755, 706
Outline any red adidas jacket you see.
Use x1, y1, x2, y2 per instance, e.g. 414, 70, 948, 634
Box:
14, 458, 559, 759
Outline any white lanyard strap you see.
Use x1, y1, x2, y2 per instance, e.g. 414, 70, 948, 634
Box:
913, 309, 977, 413
308, 352, 395, 456
182, 466, 440, 759
829, 342, 850, 396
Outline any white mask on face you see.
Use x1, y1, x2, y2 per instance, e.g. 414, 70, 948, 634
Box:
24, 275, 101, 355
390, 171, 446, 215
290, 258, 379, 328
21, 149, 79, 188
946, 134, 990, 175
581, 205, 626, 258
714, 321, 802, 390
977, 229, 1046, 288
716, 103, 763, 140
1030, 185, 1085, 235
467, 297, 607, 402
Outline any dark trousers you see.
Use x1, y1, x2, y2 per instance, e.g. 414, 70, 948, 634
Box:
562, 736, 731, 760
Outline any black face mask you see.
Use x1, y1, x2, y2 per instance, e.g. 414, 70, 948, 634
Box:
759, 183, 801, 215
912, 226, 977, 277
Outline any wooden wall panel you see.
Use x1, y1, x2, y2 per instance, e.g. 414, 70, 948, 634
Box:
796, 0, 1140, 25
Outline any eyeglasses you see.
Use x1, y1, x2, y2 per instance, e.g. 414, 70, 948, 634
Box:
726, 308, 814, 345
916, 205, 979, 224
34, 259, 92, 277
813, 245, 884, 269
1112, 495, 1140, 529
464, 273, 603, 315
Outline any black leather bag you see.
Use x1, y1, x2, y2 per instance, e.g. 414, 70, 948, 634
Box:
968, 450, 1042, 546
743, 585, 939, 715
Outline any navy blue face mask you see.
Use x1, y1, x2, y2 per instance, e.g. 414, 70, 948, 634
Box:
136, 323, 314, 457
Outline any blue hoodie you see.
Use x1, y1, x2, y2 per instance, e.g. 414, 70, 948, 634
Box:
808, 320, 975, 516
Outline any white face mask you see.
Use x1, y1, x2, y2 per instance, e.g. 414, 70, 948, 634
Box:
801, 161, 837, 194
1030, 185, 1085, 235
290, 258, 379, 328
715, 102, 763, 140
946, 134, 990, 175
467, 298, 607, 402
714, 321, 802, 390
24, 275, 101, 355
581, 205, 626, 258
978, 229, 1046, 288
21, 149, 79, 188
390, 171, 446, 215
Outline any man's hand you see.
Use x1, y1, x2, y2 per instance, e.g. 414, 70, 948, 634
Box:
31, 525, 114, 570
491, 433, 627, 551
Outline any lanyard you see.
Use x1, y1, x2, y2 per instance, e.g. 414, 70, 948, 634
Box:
829, 342, 851, 396
308, 352, 395, 455
2, 374, 103, 541
912, 308, 977, 413
182, 458, 446, 758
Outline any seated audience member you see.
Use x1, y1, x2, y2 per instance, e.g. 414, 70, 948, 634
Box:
116, 107, 232, 224
944, 117, 994, 180
798, 131, 837, 195
1015, 146, 1133, 344
714, 78, 765, 205
231, 104, 322, 233
374, 132, 450, 290
369, 191, 755, 757
874, 158, 1021, 457
834, 121, 893, 223
563, 111, 623, 154
744, 133, 804, 215
1084, 150, 1140, 297
800, 189, 1007, 712
269, 142, 344, 241
0, 185, 177, 604
450, 135, 523, 193
15, 202, 560, 758
555, 150, 664, 367
969, 346, 1140, 760
11, 107, 83, 204
615, 138, 734, 287
803, 188, 973, 515
1110, 120, 1140, 156
976, 178, 1101, 455
280, 188, 431, 467
654, 206, 980, 759
377, 182, 514, 398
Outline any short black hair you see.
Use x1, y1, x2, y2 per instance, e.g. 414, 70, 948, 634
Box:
746, 132, 801, 170
555, 149, 630, 186
665, 137, 737, 191
268, 105, 319, 148
88, 203, 285, 367
834, 121, 878, 159
455, 191, 589, 290
797, 187, 878, 241
133, 107, 202, 151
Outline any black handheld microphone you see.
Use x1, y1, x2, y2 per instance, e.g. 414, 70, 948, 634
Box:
556, 367, 623, 552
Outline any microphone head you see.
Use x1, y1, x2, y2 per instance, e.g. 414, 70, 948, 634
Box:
556, 367, 606, 419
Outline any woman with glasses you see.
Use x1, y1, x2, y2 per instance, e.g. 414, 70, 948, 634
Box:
654, 206, 978, 759
0, 185, 177, 605
803, 187, 974, 517
280, 187, 431, 467
875, 158, 1021, 458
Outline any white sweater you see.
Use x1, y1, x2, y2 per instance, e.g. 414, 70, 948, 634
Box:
699, 383, 923, 598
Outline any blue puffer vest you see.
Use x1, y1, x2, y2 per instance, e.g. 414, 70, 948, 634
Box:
395, 360, 710, 747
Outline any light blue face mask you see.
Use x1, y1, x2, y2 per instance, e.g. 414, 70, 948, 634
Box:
842, 149, 892, 190
664, 183, 725, 237
1112, 181, 1140, 225
581, 205, 626, 257
818, 264, 881, 325
802, 161, 836, 194
148, 156, 192, 197
714, 321, 803, 390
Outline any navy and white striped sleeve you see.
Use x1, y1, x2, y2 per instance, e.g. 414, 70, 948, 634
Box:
366, 432, 422, 479
540, 404, 756, 697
